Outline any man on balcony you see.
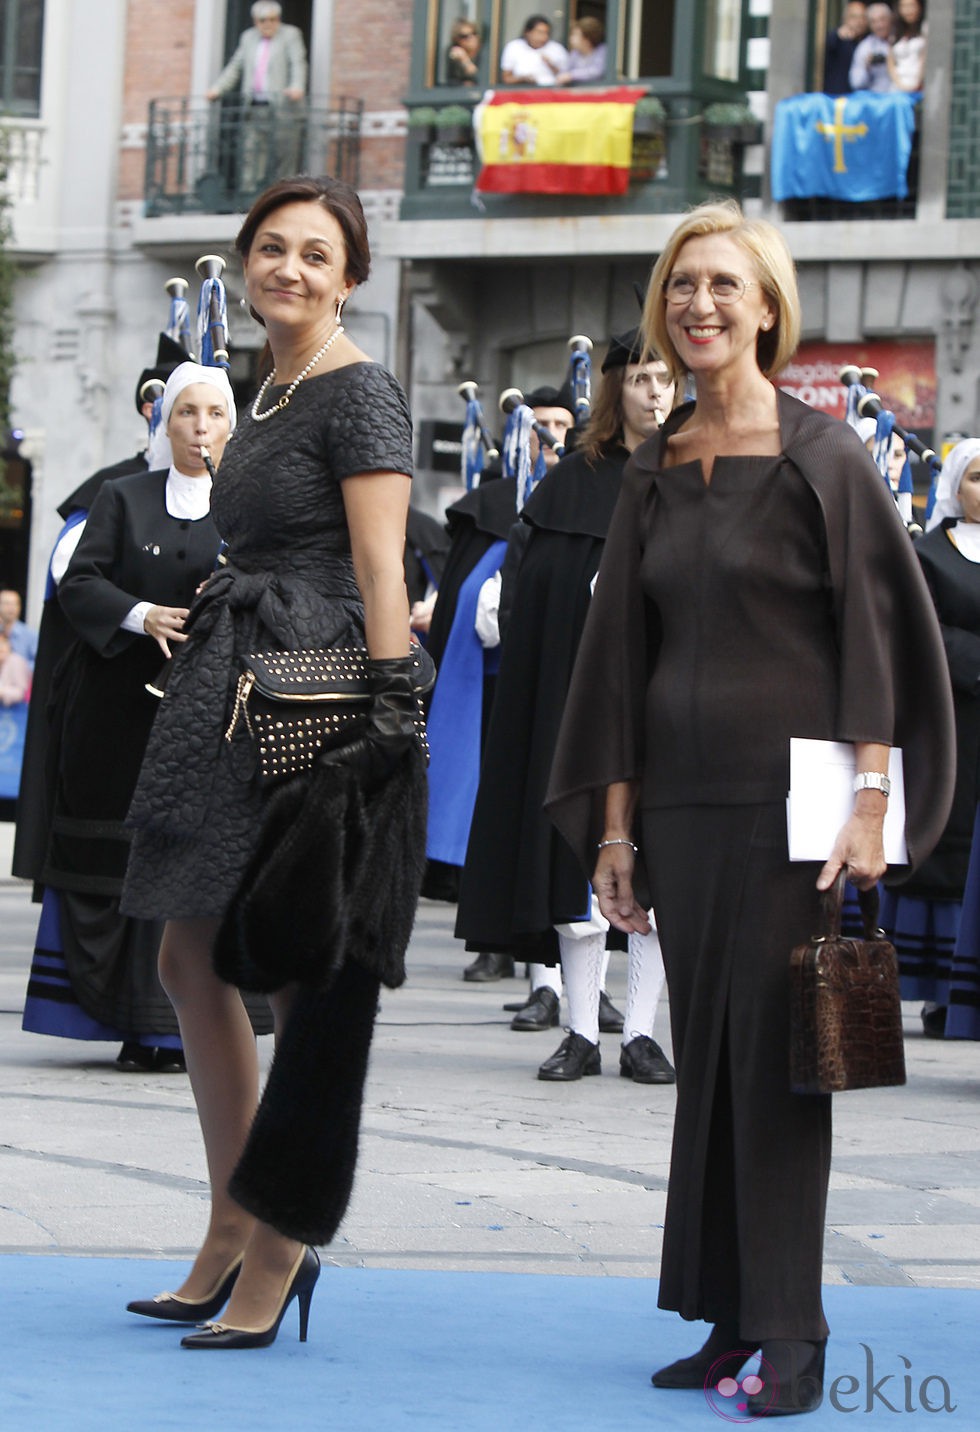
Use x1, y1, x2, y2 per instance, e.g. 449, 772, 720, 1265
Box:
500, 15, 568, 87
206, 1, 308, 191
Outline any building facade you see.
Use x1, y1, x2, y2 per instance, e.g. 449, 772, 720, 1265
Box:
3, 0, 980, 615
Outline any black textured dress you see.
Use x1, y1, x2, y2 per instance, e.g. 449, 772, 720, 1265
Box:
122, 363, 414, 920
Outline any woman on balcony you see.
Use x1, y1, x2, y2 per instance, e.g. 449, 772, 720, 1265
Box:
888, 0, 928, 93
547, 199, 953, 1415
121, 175, 426, 1351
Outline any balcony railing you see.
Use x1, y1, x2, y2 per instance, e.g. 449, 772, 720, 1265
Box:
0, 120, 45, 204
400, 89, 759, 222
144, 97, 363, 218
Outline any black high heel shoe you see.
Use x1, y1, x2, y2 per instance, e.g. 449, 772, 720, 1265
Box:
180, 1246, 321, 1350
127, 1255, 243, 1323
652, 1323, 759, 1388
748, 1338, 826, 1416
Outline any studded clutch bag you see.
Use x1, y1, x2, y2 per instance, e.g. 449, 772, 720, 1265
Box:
224, 646, 433, 784
789, 872, 906, 1094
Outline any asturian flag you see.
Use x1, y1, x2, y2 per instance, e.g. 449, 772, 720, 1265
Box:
475, 86, 648, 197
771, 91, 917, 203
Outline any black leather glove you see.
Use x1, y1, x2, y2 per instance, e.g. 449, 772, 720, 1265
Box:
323, 653, 426, 788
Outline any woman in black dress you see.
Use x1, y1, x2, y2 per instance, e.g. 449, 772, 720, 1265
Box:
20, 362, 235, 1071
548, 201, 953, 1415
121, 176, 424, 1351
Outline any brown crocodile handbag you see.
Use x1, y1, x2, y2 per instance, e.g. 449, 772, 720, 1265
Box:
789, 871, 906, 1094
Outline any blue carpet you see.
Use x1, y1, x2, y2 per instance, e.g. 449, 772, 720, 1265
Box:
0, 1258, 976, 1429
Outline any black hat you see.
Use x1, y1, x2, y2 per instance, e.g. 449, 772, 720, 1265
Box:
601, 327, 644, 373
524, 380, 575, 415
135, 333, 193, 413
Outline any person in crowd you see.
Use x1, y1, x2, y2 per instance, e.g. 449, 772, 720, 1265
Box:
500, 14, 568, 87
206, 2, 307, 189
0, 630, 30, 705
556, 17, 607, 86
19, 363, 241, 1076
12, 335, 188, 891
887, 0, 927, 92
405, 505, 449, 639
822, 1, 869, 94
882, 439, 980, 1039
446, 18, 482, 85
849, 2, 896, 92
121, 176, 425, 1351
0, 588, 37, 669
547, 199, 953, 1415
422, 384, 573, 942
456, 331, 676, 1084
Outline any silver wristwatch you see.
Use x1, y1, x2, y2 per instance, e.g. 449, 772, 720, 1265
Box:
853, 771, 891, 797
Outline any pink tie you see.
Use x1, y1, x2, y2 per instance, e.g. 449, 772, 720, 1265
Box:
252, 38, 271, 97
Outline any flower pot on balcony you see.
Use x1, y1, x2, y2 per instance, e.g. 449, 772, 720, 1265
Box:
432, 105, 474, 147
702, 104, 761, 146
407, 106, 438, 147
632, 96, 666, 138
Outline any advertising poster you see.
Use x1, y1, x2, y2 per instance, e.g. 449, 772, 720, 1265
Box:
777, 339, 936, 442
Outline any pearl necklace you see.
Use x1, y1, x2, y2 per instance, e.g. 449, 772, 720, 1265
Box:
250, 323, 345, 422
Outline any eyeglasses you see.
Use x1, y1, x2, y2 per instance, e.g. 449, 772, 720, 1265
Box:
663, 273, 758, 305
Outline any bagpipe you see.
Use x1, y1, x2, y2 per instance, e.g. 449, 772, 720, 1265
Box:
567, 334, 592, 423
498, 387, 565, 512
456, 380, 500, 492
839, 364, 939, 534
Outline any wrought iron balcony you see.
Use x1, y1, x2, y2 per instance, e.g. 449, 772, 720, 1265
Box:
144, 96, 363, 218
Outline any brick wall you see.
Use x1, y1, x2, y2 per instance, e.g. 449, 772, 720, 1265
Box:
329, 0, 411, 191
118, 0, 197, 202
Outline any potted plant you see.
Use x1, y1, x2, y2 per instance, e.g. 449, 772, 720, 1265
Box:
702, 101, 762, 145
432, 104, 474, 147
632, 94, 666, 137
406, 105, 438, 146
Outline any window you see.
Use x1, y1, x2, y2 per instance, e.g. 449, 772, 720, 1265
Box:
0, 0, 44, 117
702, 0, 741, 83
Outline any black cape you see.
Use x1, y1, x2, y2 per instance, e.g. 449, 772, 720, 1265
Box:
455, 446, 628, 960
547, 391, 956, 892
13, 452, 148, 884
424, 477, 518, 672
904, 522, 980, 897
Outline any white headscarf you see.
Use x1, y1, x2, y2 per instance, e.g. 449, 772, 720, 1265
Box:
161, 361, 237, 431
926, 438, 980, 532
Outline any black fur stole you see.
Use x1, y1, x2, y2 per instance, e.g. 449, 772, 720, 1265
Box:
213, 749, 427, 1244
213, 747, 427, 992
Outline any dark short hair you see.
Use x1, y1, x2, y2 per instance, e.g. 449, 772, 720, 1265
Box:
575, 16, 604, 46
235, 175, 371, 286
523, 14, 551, 35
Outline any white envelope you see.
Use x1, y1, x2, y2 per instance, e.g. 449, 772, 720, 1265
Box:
787, 738, 907, 864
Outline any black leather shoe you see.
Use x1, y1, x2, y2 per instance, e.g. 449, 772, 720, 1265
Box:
127, 1255, 243, 1323
463, 952, 516, 982
921, 1003, 947, 1038
510, 987, 560, 1030
538, 1032, 601, 1081
652, 1323, 754, 1388
598, 990, 625, 1033
620, 1035, 676, 1084
116, 1042, 156, 1072
181, 1247, 321, 1350
748, 1338, 826, 1416
154, 1047, 187, 1073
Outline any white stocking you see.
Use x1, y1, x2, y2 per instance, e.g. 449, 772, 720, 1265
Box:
623, 920, 667, 1045
558, 930, 605, 1045
529, 962, 562, 996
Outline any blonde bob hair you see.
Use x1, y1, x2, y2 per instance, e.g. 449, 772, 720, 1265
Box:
642, 199, 801, 386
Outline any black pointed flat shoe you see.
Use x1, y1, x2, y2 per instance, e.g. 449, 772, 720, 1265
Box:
510, 986, 560, 1030
598, 990, 625, 1033
652, 1323, 754, 1388
127, 1255, 243, 1323
181, 1247, 321, 1350
747, 1338, 826, 1416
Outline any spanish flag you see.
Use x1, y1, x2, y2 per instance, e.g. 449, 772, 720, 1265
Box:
475, 86, 648, 197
